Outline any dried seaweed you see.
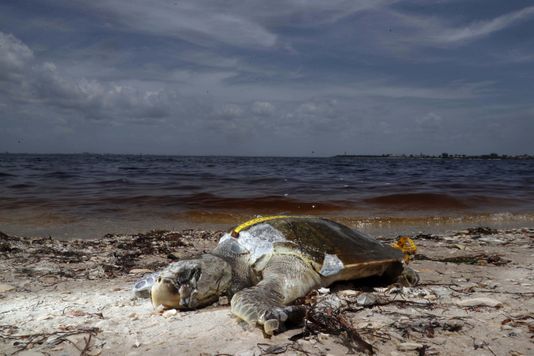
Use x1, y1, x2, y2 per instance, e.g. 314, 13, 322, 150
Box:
0, 229, 222, 282
394, 316, 470, 337
257, 341, 313, 355
415, 253, 510, 266
292, 302, 374, 355
465, 227, 498, 235
0, 326, 101, 355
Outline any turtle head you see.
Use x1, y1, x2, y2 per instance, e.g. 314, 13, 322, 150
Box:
151, 254, 232, 310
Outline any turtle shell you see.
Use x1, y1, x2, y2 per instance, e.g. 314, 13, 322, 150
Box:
231, 216, 404, 283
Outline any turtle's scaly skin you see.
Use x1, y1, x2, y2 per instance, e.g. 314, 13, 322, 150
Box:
143, 216, 415, 335
231, 254, 320, 334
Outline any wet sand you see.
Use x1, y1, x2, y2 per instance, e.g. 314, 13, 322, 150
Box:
2, 208, 533, 240
0, 226, 533, 355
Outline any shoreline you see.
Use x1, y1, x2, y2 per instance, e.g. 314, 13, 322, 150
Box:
1, 225, 533, 355
1, 211, 533, 240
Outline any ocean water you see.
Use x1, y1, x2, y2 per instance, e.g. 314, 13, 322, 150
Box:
0, 154, 533, 239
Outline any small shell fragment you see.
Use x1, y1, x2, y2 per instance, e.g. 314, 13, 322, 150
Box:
0, 284, 15, 293
162, 309, 178, 318
356, 293, 377, 306
456, 298, 502, 308
129, 269, 154, 274
398, 342, 423, 351
218, 296, 229, 305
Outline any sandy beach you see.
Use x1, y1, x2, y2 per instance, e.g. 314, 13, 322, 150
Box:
1, 226, 533, 355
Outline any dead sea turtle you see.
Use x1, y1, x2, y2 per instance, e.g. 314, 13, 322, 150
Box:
133, 216, 418, 335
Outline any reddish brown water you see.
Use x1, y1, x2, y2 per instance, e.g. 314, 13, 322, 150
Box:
1, 154, 533, 239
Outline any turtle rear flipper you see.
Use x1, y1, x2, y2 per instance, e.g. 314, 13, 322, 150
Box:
231, 254, 320, 335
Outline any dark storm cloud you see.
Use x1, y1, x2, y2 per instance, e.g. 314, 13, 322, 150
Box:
0, 0, 533, 155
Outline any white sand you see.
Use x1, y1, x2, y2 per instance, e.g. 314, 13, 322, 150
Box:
1, 227, 533, 355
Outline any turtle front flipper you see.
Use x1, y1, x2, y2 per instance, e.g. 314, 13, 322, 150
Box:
230, 254, 321, 335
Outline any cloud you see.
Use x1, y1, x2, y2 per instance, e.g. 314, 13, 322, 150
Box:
494, 49, 534, 64
436, 6, 534, 44
0, 31, 177, 124
235, 0, 396, 26
348, 5, 534, 62
415, 112, 443, 133
62, 0, 400, 51
0, 32, 34, 79
218, 104, 243, 119
251, 101, 275, 116
79, 0, 277, 48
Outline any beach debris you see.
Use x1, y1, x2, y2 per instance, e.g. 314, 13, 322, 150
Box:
451, 244, 467, 250
394, 316, 466, 336
397, 342, 423, 351
134, 338, 141, 348
500, 314, 534, 335
218, 296, 229, 306
162, 309, 178, 318
129, 268, 153, 274
0, 229, 222, 286
1, 326, 101, 355
0, 283, 15, 293
337, 289, 359, 297
413, 233, 442, 240
415, 253, 510, 266
478, 237, 506, 244
466, 227, 498, 235
294, 296, 375, 355
65, 309, 88, 318
456, 297, 503, 308
314, 293, 347, 311
155, 304, 166, 314
256, 341, 311, 355
356, 293, 378, 306
128, 312, 139, 320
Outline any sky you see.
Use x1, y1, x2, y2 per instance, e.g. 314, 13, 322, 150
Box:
0, 0, 533, 156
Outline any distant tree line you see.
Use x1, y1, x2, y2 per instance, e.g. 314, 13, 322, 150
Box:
335, 153, 533, 159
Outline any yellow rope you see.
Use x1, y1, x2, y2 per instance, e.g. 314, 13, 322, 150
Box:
232, 215, 297, 237
391, 236, 417, 263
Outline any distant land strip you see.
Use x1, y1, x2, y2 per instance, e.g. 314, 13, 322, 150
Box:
333, 153, 534, 160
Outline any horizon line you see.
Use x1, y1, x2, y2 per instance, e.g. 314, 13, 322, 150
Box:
1, 151, 533, 158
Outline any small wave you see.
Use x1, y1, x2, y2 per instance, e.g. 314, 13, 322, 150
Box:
245, 177, 286, 184
364, 193, 470, 210
0, 172, 14, 177
43, 171, 77, 179
118, 166, 142, 170
181, 193, 352, 212
96, 179, 132, 185
7, 183, 34, 189
101, 193, 351, 212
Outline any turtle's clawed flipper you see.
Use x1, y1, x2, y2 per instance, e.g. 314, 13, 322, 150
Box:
231, 254, 320, 336
259, 305, 307, 335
